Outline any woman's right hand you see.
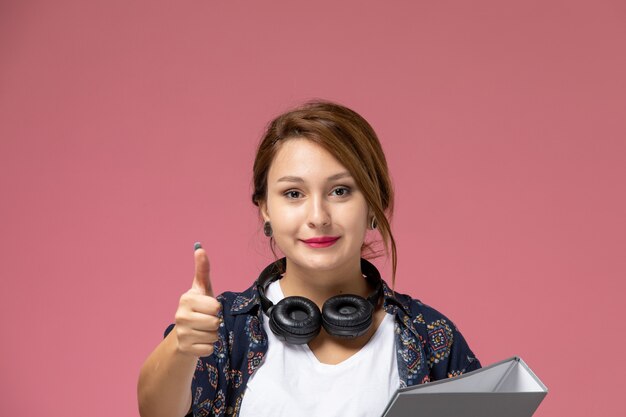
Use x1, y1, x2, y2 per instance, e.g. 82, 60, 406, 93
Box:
174, 244, 222, 358
138, 244, 221, 417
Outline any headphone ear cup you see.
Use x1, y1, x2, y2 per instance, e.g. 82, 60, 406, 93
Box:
269, 296, 322, 344
321, 295, 374, 338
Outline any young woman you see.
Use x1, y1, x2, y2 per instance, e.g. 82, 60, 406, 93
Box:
137, 100, 481, 417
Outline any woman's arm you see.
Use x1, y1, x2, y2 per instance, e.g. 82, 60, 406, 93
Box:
137, 328, 195, 417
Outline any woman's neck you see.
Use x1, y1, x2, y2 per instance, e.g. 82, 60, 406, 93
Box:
278, 257, 372, 309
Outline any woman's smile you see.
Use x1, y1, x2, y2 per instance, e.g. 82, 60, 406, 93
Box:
300, 236, 340, 248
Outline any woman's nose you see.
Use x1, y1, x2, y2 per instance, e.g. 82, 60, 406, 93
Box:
307, 195, 331, 228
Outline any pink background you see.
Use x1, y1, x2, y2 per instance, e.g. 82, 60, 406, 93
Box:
1, 0, 625, 416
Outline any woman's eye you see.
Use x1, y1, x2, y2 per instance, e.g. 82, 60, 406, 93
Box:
332, 187, 351, 197
284, 190, 302, 199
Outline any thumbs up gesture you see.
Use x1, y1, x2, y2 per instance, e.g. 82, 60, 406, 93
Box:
174, 243, 222, 358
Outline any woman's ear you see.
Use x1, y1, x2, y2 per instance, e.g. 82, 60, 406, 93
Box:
259, 200, 270, 222
367, 208, 377, 229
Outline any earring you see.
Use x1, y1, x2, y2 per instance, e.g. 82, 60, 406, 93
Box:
264, 221, 273, 237
370, 217, 377, 230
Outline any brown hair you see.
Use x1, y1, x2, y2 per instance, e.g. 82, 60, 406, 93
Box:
251, 99, 398, 287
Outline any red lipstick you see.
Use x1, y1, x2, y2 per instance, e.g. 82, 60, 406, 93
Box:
301, 236, 340, 248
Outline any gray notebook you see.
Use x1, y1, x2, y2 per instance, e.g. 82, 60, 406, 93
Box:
381, 356, 548, 417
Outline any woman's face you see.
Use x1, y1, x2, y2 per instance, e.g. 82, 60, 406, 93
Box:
260, 138, 371, 273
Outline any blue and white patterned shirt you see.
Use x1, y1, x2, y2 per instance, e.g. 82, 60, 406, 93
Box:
164, 275, 481, 417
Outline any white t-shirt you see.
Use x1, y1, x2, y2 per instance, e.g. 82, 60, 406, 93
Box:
238, 280, 400, 417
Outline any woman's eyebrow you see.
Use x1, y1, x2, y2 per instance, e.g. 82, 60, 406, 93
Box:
276, 172, 352, 183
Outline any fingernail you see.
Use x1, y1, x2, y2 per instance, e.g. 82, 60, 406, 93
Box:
194, 242, 202, 250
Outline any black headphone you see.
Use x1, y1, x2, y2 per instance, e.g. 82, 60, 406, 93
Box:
256, 257, 383, 344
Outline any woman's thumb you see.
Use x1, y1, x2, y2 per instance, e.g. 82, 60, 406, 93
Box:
191, 242, 213, 297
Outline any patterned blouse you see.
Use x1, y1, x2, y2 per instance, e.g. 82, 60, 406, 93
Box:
164, 277, 481, 417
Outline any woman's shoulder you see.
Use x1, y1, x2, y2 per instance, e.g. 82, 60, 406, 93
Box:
390, 288, 465, 333
391, 287, 481, 376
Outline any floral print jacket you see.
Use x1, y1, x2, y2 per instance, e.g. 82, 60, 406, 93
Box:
164, 278, 481, 417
